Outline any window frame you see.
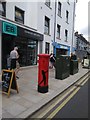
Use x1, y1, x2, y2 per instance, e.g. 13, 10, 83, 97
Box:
45, 0, 51, 7
67, 0, 70, 5
44, 16, 50, 35
15, 6, 24, 24
65, 29, 68, 42
45, 42, 50, 54
57, 24, 61, 39
58, 2, 62, 17
66, 10, 69, 23
0, 2, 6, 17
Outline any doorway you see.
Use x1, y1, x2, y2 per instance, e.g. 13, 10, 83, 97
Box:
2, 34, 14, 69
56, 48, 68, 57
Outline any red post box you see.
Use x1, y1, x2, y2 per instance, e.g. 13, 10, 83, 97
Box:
38, 54, 50, 93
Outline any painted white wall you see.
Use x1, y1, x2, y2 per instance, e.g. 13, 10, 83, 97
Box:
37, 0, 76, 53
37, 1, 55, 53
6, 1, 38, 30
56, 1, 75, 47
25, 2, 38, 29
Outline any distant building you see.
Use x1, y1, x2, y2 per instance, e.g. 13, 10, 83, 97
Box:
0, 0, 77, 71
74, 32, 90, 61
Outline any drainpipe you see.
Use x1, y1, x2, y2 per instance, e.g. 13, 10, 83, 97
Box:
53, 0, 57, 55
71, 0, 76, 53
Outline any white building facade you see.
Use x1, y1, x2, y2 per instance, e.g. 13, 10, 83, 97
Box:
37, 0, 77, 55
0, 0, 77, 72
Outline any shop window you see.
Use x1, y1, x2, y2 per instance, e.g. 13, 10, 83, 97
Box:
0, 2, 6, 17
57, 24, 61, 39
65, 29, 68, 42
39, 41, 43, 54
27, 40, 37, 65
44, 16, 50, 35
14, 37, 37, 66
66, 10, 69, 23
15, 6, 24, 24
45, 42, 50, 54
45, 0, 50, 7
58, 2, 62, 17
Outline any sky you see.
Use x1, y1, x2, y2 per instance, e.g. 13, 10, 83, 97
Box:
75, 0, 89, 40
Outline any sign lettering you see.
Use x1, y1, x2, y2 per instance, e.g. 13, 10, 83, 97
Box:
2, 21, 17, 36
1, 69, 19, 97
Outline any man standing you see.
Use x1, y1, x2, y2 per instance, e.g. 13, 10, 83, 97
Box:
10, 46, 19, 69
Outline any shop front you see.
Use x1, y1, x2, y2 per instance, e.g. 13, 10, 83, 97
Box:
52, 42, 70, 57
1, 20, 43, 69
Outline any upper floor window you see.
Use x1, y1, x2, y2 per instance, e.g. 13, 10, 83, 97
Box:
66, 10, 69, 23
44, 16, 50, 35
57, 24, 61, 39
67, 0, 70, 5
45, 42, 50, 54
65, 29, 68, 41
0, 2, 6, 17
45, 0, 50, 7
58, 2, 62, 17
15, 6, 24, 24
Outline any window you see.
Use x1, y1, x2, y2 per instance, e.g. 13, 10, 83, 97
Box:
66, 10, 69, 23
58, 2, 62, 17
65, 29, 68, 41
45, 42, 50, 54
15, 6, 24, 24
0, 2, 6, 17
44, 16, 50, 35
45, 0, 50, 7
67, 0, 70, 4
57, 24, 61, 39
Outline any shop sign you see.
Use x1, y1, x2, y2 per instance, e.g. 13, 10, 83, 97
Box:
60, 45, 68, 50
2, 21, 17, 36
18, 26, 43, 41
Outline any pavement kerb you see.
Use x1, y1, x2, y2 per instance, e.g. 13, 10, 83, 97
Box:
17, 70, 89, 119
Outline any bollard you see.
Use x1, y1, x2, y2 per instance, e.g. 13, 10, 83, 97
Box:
38, 54, 50, 93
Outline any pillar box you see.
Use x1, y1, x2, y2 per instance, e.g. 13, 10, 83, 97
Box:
38, 54, 50, 93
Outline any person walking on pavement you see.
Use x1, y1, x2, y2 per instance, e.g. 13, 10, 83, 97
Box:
10, 46, 20, 78
70, 52, 77, 60
49, 53, 56, 69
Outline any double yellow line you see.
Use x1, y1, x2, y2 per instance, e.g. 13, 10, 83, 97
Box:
46, 78, 88, 119
46, 87, 80, 119
31, 74, 89, 119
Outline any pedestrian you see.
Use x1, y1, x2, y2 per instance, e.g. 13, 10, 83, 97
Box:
82, 55, 87, 66
10, 46, 20, 78
70, 52, 77, 60
49, 53, 56, 69
70, 53, 74, 60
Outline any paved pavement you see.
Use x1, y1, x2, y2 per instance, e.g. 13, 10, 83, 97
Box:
0, 63, 89, 119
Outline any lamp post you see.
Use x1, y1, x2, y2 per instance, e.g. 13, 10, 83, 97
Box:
71, 0, 76, 53
71, 0, 78, 53
53, 0, 57, 55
